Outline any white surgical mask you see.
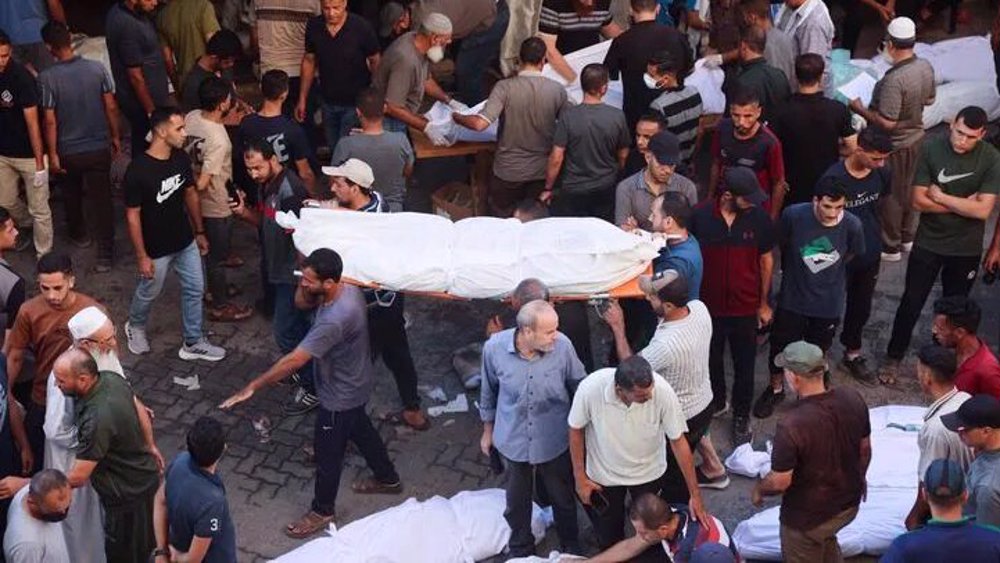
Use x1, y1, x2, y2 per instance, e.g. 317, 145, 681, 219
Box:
427, 45, 444, 63
643, 73, 659, 90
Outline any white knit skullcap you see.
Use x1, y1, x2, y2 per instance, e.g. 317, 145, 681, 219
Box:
68, 307, 109, 340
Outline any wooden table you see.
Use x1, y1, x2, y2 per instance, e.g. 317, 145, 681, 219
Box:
410, 127, 496, 216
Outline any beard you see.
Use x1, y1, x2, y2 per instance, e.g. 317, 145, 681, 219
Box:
92, 350, 124, 376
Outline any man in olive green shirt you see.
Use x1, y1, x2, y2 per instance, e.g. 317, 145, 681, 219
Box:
57, 348, 160, 562
157, 0, 221, 83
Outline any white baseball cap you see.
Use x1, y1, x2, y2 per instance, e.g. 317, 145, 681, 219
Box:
322, 159, 375, 189
887, 17, 916, 41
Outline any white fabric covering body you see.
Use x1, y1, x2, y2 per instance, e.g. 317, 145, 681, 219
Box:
278, 210, 661, 299
732, 405, 924, 560
270, 489, 553, 562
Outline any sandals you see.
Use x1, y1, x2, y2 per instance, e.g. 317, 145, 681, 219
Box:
380, 409, 431, 431
285, 510, 336, 539
208, 303, 254, 322
878, 361, 900, 387
351, 477, 402, 495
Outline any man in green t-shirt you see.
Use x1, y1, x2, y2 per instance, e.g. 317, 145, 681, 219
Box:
880, 106, 1000, 385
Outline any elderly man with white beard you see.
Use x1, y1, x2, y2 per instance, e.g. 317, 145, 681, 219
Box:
42, 306, 162, 563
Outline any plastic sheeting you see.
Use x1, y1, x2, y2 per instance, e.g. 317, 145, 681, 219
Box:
270, 489, 553, 563
732, 405, 924, 561
277, 209, 662, 299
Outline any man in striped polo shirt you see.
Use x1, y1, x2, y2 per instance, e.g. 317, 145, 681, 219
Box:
645, 50, 703, 173
322, 159, 428, 430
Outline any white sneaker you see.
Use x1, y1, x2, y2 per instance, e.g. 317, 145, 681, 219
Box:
901, 242, 914, 252
125, 322, 150, 355
178, 338, 226, 362
881, 251, 902, 262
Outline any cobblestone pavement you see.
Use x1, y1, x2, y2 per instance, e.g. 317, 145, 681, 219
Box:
11, 196, 998, 562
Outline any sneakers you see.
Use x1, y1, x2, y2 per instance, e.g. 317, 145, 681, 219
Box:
179, 338, 226, 362
711, 398, 730, 418
696, 466, 731, 490
752, 387, 785, 419
732, 415, 752, 445
284, 387, 320, 416
69, 235, 93, 249
881, 250, 902, 262
841, 355, 876, 385
901, 242, 914, 252
125, 322, 150, 355
878, 359, 901, 386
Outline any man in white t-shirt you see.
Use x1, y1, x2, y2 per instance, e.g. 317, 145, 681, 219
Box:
3, 469, 71, 563
603, 269, 729, 495
568, 355, 709, 550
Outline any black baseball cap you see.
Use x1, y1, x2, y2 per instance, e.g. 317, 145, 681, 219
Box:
648, 131, 680, 167
722, 166, 767, 206
942, 394, 1000, 431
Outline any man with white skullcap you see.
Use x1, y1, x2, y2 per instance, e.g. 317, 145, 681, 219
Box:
849, 16, 935, 263
372, 11, 461, 144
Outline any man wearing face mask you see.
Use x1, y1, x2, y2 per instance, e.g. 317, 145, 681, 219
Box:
752, 341, 871, 563
479, 300, 586, 558
185, 77, 253, 323
3, 469, 71, 563
646, 52, 703, 173
689, 167, 775, 443
454, 37, 570, 217
39, 305, 162, 563
754, 179, 865, 419
373, 12, 458, 139
849, 17, 935, 262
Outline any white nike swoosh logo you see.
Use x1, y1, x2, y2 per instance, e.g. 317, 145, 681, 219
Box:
937, 169, 975, 184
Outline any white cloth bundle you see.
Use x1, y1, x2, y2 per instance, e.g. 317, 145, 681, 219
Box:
278, 210, 662, 299
270, 489, 552, 563
732, 405, 924, 560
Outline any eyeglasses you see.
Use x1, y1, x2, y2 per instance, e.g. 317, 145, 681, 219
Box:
79, 326, 118, 347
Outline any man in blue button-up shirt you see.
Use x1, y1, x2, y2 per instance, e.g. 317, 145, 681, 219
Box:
479, 299, 587, 558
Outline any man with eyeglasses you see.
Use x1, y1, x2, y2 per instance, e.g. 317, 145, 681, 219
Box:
816, 127, 892, 384
879, 106, 1000, 386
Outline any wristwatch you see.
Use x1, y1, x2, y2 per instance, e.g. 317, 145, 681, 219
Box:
152, 547, 169, 558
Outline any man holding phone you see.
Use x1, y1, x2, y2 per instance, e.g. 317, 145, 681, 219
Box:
568, 353, 709, 550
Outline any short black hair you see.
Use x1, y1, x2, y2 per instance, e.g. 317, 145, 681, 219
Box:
917, 344, 958, 383
0, 207, 11, 227
729, 87, 761, 108
150, 107, 184, 130
615, 355, 654, 390
814, 176, 847, 201
40, 21, 72, 49
636, 112, 667, 130
260, 69, 289, 101
186, 416, 226, 468
519, 37, 546, 66
206, 29, 243, 60
514, 198, 549, 221
956, 106, 988, 131
580, 63, 609, 96
933, 295, 981, 335
654, 271, 690, 307
647, 50, 683, 81
794, 53, 825, 85
740, 25, 767, 54
37, 252, 73, 276
630, 0, 659, 11
0, 29, 10, 48
198, 76, 231, 112
658, 191, 692, 229
858, 126, 893, 154
739, 0, 771, 21
302, 248, 344, 283
243, 136, 276, 160
356, 87, 385, 119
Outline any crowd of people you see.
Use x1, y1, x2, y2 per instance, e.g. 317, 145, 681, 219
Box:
0, 0, 999, 562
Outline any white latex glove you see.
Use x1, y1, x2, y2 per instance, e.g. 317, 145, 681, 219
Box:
423, 122, 450, 146
446, 98, 471, 113
702, 54, 723, 69
33, 168, 48, 188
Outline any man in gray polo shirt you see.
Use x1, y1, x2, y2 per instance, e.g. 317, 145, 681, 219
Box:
849, 17, 935, 260
905, 344, 972, 530
479, 300, 586, 557
774, 0, 834, 60
614, 131, 697, 231
220, 249, 401, 539
454, 37, 569, 217
39, 22, 121, 271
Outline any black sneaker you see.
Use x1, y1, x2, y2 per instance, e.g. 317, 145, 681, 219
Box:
283, 387, 319, 416
280, 372, 302, 387
841, 355, 876, 385
752, 387, 785, 419
732, 415, 751, 445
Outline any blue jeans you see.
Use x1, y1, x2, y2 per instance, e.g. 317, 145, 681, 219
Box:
321, 103, 357, 153
272, 283, 315, 394
455, 0, 510, 104
128, 241, 204, 344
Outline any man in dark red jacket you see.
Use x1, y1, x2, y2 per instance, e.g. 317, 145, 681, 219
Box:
689, 166, 775, 443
